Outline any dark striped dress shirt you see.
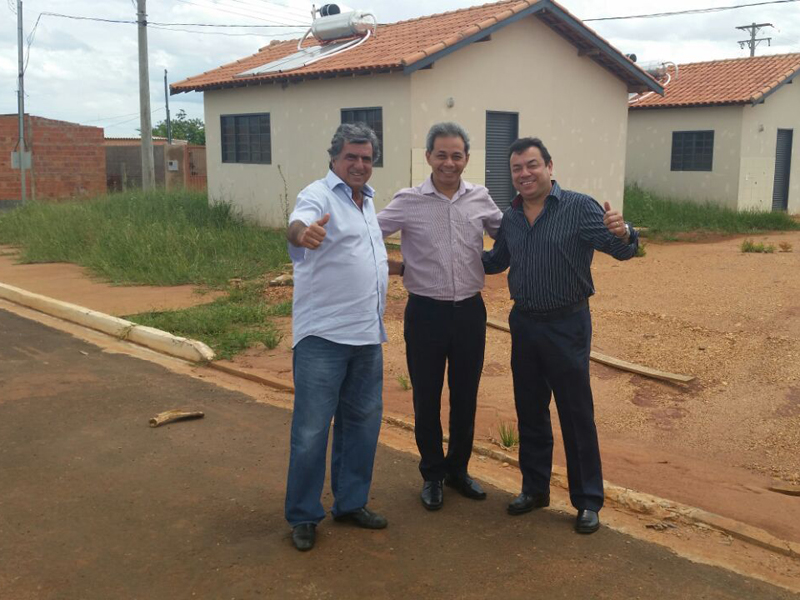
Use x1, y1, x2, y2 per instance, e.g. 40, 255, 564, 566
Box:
482, 181, 639, 312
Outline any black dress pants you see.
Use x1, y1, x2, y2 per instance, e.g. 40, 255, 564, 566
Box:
404, 293, 486, 482
509, 304, 604, 512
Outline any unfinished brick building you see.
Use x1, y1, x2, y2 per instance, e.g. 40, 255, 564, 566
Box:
0, 115, 106, 206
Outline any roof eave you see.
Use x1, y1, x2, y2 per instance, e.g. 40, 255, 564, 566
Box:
171, 66, 403, 95
402, 1, 544, 74
749, 67, 800, 106
537, 1, 662, 95
629, 100, 747, 110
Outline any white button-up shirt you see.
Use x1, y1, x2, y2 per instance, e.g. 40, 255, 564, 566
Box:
289, 170, 388, 348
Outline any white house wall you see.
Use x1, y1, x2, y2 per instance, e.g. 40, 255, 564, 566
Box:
204, 74, 412, 227
408, 16, 631, 209
739, 79, 800, 213
626, 106, 743, 209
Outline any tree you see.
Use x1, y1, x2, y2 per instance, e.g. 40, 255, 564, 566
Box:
152, 109, 205, 145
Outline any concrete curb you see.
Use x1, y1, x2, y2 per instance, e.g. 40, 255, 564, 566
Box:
2, 281, 797, 560
0, 282, 215, 364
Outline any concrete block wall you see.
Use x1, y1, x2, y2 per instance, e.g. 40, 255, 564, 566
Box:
0, 115, 106, 203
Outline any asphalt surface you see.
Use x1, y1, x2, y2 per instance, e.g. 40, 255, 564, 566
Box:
0, 307, 796, 600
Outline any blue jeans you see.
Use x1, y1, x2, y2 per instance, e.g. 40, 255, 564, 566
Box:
285, 336, 383, 527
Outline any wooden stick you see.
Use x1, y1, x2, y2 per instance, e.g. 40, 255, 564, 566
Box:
486, 318, 695, 384
149, 409, 205, 428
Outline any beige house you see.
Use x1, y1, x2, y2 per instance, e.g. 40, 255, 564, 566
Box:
627, 53, 800, 213
172, 0, 660, 227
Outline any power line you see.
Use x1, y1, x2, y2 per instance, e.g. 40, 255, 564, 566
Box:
217, 0, 312, 25
584, 0, 800, 22
172, 0, 308, 26
223, 0, 312, 23
36, 12, 306, 27
150, 23, 303, 36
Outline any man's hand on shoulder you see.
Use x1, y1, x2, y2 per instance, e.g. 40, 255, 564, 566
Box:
288, 214, 330, 249
602, 202, 630, 243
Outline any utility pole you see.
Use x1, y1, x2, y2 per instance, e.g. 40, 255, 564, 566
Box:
17, 0, 27, 204
736, 22, 773, 57
163, 69, 172, 144
137, 0, 156, 190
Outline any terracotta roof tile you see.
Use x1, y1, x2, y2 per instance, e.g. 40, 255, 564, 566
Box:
172, 0, 658, 94
629, 53, 800, 109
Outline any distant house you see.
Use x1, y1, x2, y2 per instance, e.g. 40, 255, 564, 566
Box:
0, 115, 105, 205
626, 53, 800, 213
172, 0, 660, 227
104, 137, 206, 192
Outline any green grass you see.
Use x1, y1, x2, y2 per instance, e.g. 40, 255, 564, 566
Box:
497, 421, 519, 449
0, 189, 289, 286
624, 185, 800, 240
740, 239, 776, 254
126, 281, 287, 360
0, 190, 293, 360
396, 374, 411, 391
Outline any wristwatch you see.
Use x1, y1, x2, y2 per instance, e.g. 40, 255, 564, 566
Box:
624, 223, 633, 240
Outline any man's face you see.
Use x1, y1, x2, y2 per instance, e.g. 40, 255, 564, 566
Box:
331, 141, 374, 192
510, 146, 553, 202
426, 135, 469, 190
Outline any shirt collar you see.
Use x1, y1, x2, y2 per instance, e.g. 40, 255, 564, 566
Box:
325, 169, 375, 201
420, 174, 469, 200
511, 180, 561, 210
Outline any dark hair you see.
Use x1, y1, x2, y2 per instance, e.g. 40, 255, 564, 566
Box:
328, 122, 381, 162
426, 122, 470, 154
508, 137, 552, 164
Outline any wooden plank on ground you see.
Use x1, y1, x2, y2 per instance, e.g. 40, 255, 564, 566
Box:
486, 318, 695, 384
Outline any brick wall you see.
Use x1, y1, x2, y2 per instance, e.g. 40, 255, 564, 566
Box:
0, 115, 106, 203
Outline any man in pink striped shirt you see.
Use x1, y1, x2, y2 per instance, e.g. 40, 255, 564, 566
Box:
378, 122, 503, 511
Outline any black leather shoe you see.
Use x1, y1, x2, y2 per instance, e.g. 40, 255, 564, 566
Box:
291, 523, 316, 551
333, 507, 388, 529
444, 474, 487, 500
421, 480, 444, 511
575, 509, 600, 534
507, 492, 550, 515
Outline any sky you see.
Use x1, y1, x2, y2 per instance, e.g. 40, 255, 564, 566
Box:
2, 0, 799, 137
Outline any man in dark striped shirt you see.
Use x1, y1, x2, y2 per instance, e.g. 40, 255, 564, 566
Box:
483, 137, 639, 535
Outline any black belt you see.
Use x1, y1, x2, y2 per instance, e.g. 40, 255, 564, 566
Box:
514, 298, 588, 321
407, 292, 482, 308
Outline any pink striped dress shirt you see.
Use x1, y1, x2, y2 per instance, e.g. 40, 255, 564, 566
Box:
377, 176, 503, 302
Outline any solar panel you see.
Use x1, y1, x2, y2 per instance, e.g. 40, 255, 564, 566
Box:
235, 40, 353, 77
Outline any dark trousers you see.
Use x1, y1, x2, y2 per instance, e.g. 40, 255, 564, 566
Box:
404, 293, 486, 482
509, 305, 604, 512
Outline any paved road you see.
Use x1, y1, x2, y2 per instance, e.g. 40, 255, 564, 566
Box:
0, 308, 796, 600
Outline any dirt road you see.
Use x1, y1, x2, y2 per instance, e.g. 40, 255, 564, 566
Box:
1, 308, 797, 600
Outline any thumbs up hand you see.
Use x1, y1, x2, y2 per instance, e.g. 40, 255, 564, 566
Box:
299, 214, 330, 249
602, 202, 628, 240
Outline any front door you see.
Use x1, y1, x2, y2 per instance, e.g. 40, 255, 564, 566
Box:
772, 129, 793, 211
485, 111, 519, 212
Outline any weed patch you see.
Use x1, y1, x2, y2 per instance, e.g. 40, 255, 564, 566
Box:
740, 239, 776, 254
0, 190, 289, 286
625, 185, 800, 240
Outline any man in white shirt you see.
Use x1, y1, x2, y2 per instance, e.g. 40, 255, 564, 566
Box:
285, 123, 389, 551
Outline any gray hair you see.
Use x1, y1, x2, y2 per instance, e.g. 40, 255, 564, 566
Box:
328, 122, 381, 162
426, 122, 470, 155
